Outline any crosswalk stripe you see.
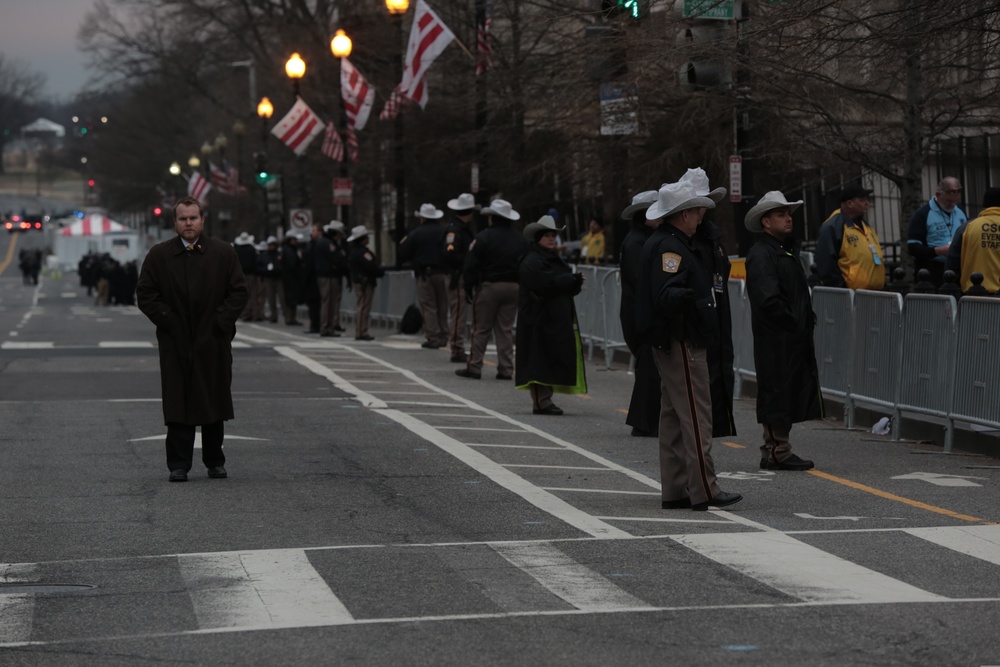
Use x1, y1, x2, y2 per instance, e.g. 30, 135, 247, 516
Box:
490, 543, 651, 611
904, 525, 1000, 566
178, 550, 354, 630
673, 531, 946, 604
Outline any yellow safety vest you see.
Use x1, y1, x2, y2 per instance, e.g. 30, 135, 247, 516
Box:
959, 208, 1000, 293
838, 221, 886, 290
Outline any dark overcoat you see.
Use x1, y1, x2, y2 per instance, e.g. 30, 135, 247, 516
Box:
515, 244, 585, 387
745, 233, 823, 425
136, 236, 249, 425
619, 220, 661, 434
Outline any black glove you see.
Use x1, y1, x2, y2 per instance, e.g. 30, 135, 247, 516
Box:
678, 288, 696, 306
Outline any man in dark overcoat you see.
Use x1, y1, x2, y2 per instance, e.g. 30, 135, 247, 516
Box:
744, 191, 823, 471
136, 197, 249, 482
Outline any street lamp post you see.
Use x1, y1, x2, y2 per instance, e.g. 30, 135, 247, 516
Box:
386, 0, 409, 264
285, 53, 309, 208
257, 96, 274, 238
232, 120, 245, 187
331, 29, 353, 226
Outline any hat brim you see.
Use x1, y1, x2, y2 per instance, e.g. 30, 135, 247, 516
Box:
481, 207, 520, 221
416, 210, 444, 219
744, 200, 803, 232
621, 202, 653, 220
523, 222, 566, 241
706, 186, 727, 203
347, 230, 370, 242
447, 199, 478, 212
646, 196, 716, 220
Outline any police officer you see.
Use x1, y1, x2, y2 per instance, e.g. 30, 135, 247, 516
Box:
279, 233, 304, 325
315, 221, 346, 337
259, 235, 282, 323
636, 181, 742, 512
443, 193, 478, 362
400, 203, 449, 349
347, 226, 384, 341
457, 199, 528, 380
233, 232, 260, 321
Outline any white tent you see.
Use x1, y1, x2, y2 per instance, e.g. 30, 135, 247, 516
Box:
60, 214, 127, 236
21, 117, 66, 138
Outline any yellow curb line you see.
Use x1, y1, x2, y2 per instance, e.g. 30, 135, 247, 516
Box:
0, 232, 18, 275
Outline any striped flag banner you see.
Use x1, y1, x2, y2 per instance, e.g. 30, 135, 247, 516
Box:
475, 1, 494, 76
346, 124, 359, 163
271, 97, 324, 155
399, 0, 455, 108
187, 170, 212, 203
341, 57, 375, 131
321, 122, 344, 162
209, 161, 244, 195
379, 85, 405, 120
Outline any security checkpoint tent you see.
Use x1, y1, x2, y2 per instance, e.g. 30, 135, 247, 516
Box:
59, 214, 127, 236
53, 215, 140, 270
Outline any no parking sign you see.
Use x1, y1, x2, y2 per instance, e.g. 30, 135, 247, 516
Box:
288, 208, 313, 233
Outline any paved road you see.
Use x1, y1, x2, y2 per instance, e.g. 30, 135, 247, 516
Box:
1, 257, 999, 666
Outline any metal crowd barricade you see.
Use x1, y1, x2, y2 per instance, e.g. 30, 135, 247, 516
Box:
728, 279, 756, 396
599, 269, 629, 367
949, 296, 1000, 439
381, 270, 416, 327
572, 264, 602, 360
811, 287, 854, 404
898, 294, 958, 451
848, 290, 903, 433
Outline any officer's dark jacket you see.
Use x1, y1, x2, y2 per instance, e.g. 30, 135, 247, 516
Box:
635, 222, 719, 350
313, 236, 348, 278
257, 248, 281, 278
619, 219, 656, 355
441, 217, 475, 274
234, 244, 258, 276
745, 232, 823, 425
398, 221, 446, 275
349, 243, 384, 287
463, 221, 529, 288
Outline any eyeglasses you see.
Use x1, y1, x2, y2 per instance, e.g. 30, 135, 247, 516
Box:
942, 189, 963, 195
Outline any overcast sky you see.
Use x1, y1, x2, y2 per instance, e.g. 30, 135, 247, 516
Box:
1, 0, 95, 101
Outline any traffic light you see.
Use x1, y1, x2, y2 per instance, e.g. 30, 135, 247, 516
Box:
153, 206, 163, 217
254, 152, 270, 185
603, 0, 643, 19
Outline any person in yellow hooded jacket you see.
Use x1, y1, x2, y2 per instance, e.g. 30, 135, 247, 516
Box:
815, 183, 886, 290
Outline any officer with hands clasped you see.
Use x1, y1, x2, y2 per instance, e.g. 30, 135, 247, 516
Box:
635, 181, 742, 512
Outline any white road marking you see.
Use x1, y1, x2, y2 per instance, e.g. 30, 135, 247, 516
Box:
673, 532, 946, 604
596, 516, 733, 524
98, 341, 154, 348
490, 542, 651, 611
437, 426, 526, 432
1, 341, 52, 349
60, 292, 76, 297
891, 472, 985, 487
470, 444, 566, 450
904, 525, 1000, 566
407, 412, 496, 418
178, 550, 353, 629
128, 433, 267, 449
543, 487, 659, 496
717, 471, 775, 482
503, 464, 612, 471
794, 514, 867, 521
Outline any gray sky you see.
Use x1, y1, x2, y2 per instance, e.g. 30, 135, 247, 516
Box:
0, 0, 94, 100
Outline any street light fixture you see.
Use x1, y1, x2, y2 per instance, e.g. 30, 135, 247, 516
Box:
387, 1, 409, 262
385, 0, 409, 14
201, 141, 214, 158
330, 29, 353, 58
330, 29, 354, 224
188, 155, 201, 169
285, 53, 306, 97
169, 162, 181, 176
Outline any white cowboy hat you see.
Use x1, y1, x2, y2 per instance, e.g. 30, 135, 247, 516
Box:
678, 167, 727, 203
447, 193, 478, 212
324, 220, 345, 234
234, 231, 254, 246
522, 214, 565, 241
255, 242, 268, 252
415, 203, 444, 219
745, 191, 804, 232
645, 181, 716, 220
347, 225, 371, 242
266, 235, 278, 245
621, 190, 659, 220
480, 198, 520, 221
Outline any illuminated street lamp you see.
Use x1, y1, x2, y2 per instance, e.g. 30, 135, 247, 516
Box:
386, 0, 410, 262
285, 53, 306, 97
330, 29, 354, 224
169, 162, 181, 176
188, 155, 201, 169
385, 0, 409, 13
330, 29, 353, 58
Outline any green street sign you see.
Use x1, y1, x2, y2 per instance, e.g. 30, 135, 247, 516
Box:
683, 0, 735, 20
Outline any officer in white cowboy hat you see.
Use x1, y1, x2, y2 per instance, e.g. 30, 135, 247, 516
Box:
233, 232, 263, 322
745, 191, 821, 471
260, 235, 283, 323
457, 199, 527, 380
346, 225, 384, 340
442, 193, 479, 362
635, 181, 743, 512
312, 220, 348, 337
399, 204, 449, 349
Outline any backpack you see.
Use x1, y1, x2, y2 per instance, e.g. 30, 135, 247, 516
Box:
399, 303, 423, 334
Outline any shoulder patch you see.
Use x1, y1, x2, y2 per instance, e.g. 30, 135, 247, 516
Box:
445, 232, 456, 244
364, 252, 373, 261
662, 252, 682, 273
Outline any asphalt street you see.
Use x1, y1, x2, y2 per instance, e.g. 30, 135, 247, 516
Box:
1, 232, 999, 666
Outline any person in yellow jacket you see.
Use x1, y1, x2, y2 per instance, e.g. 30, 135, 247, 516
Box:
946, 187, 1000, 293
580, 218, 606, 264
815, 183, 886, 290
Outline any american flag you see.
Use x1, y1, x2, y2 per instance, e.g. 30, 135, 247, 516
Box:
341, 57, 375, 131
321, 122, 344, 162
398, 0, 455, 108
271, 97, 325, 155
379, 85, 404, 121
475, 1, 493, 76
209, 162, 244, 195
187, 170, 212, 204
346, 124, 359, 163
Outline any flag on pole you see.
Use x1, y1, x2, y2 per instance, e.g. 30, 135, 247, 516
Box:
271, 97, 324, 155
209, 162, 244, 195
341, 58, 375, 131
346, 124, 359, 163
321, 122, 344, 162
379, 85, 405, 120
187, 170, 212, 203
399, 0, 456, 108
475, 1, 494, 76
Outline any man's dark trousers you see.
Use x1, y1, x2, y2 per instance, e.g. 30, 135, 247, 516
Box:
166, 421, 225, 472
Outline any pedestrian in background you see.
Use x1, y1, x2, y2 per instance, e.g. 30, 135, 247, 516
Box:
315, 221, 345, 338
946, 186, 1000, 294
442, 193, 478, 362
907, 177, 967, 287
515, 215, 587, 415
744, 191, 822, 471
280, 233, 304, 325
302, 224, 322, 334
580, 218, 606, 264
259, 236, 282, 323
400, 203, 449, 349
347, 225, 384, 341
816, 183, 886, 290
136, 197, 248, 482
234, 232, 260, 321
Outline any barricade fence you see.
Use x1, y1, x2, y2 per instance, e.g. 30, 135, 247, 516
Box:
342, 270, 999, 451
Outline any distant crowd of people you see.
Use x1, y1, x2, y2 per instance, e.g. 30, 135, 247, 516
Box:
78, 252, 138, 306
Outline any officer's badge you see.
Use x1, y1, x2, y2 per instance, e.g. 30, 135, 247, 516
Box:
446, 232, 455, 244
662, 252, 682, 273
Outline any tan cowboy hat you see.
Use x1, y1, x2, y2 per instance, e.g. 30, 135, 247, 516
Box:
346, 225, 371, 242
621, 190, 659, 220
678, 167, 727, 203
522, 215, 565, 241
415, 203, 444, 219
447, 193, 478, 212
645, 181, 716, 220
744, 191, 804, 232
480, 198, 520, 221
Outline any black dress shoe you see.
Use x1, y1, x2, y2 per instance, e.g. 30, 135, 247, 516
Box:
691, 491, 743, 511
207, 466, 227, 479
661, 497, 691, 509
421, 341, 442, 349
631, 427, 657, 437
320, 332, 341, 337
334, 325, 346, 332
496, 374, 512, 380
761, 454, 814, 471
455, 368, 481, 379
533, 404, 564, 415
355, 334, 375, 341
168, 470, 188, 482
305, 329, 320, 334
450, 353, 468, 363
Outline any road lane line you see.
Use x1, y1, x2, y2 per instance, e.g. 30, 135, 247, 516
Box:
0, 232, 18, 274
597, 516, 732, 524
543, 487, 659, 496
178, 550, 353, 630
808, 469, 988, 523
1, 342, 54, 349
503, 464, 612, 471
0, 562, 36, 644
436, 426, 526, 432
470, 444, 566, 450
673, 532, 946, 604
97, 341, 154, 348
490, 542, 651, 610
904, 525, 1000, 565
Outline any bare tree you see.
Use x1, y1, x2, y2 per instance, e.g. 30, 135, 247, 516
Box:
0, 53, 47, 175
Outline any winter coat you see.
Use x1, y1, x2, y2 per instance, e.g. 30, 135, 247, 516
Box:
136, 236, 249, 425
745, 233, 823, 425
280, 240, 304, 306
514, 244, 585, 388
